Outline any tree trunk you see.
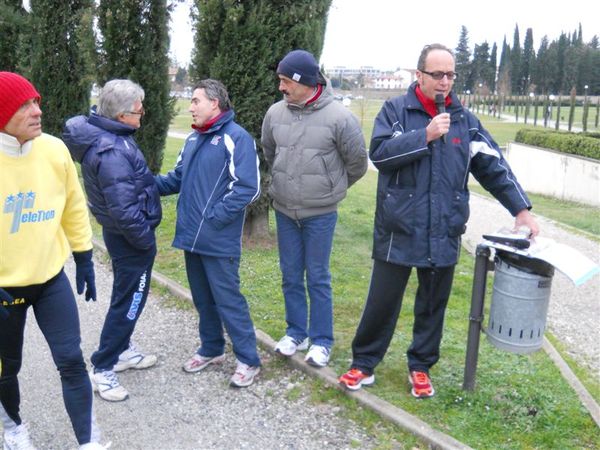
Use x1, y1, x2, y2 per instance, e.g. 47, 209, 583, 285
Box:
244, 209, 270, 242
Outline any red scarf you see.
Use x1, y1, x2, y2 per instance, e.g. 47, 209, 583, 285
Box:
192, 111, 226, 133
415, 85, 452, 117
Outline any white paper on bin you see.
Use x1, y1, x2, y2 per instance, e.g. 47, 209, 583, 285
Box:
482, 236, 600, 286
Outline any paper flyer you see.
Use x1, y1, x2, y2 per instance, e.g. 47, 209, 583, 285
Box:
481, 236, 600, 286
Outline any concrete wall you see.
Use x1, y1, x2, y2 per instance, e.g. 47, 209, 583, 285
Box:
504, 143, 600, 207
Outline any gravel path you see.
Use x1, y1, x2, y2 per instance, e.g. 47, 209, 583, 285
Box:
6, 191, 597, 449
13, 257, 378, 450
463, 193, 600, 374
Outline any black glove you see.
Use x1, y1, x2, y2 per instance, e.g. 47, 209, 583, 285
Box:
0, 287, 13, 320
73, 250, 96, 301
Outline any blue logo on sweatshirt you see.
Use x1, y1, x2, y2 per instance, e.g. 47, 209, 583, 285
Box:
3, 192, 55, 233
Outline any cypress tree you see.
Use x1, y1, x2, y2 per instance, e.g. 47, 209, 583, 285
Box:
520, 28, 535, 93
472, 42, 492, 92
454, 26, 471, 94
532, 36, 551, 94
497, 37, 511, 95
190, 0, 332, 238
489, 42, 497, 93
555, 33, 569, 94
0, 0, 26, 71
589, 36, 600, 95
28, 0, 95, 137
510, 24, 522, 94
97, 0, 175, 173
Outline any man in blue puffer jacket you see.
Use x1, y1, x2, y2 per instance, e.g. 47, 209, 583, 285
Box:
339, 44, 539, 398
63, 79, 162, 402
155, 79, 261, 388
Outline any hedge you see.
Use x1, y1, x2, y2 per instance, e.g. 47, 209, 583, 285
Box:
514, 129, 600, 160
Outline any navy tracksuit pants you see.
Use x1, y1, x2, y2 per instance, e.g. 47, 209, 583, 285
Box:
184, 251, 260, 367
91, 230, 155, 371
0, 270, 95, 445
351, 259, 455, 374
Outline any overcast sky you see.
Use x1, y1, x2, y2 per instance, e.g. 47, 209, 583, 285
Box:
170, 0, 598, 70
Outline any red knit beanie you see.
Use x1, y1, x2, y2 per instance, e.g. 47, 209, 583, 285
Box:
0, 72, 41, 130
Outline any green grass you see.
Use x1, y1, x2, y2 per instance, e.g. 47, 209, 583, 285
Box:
169, 98, 194, 133
470, 184, 600, 237
132, 137, 600, 449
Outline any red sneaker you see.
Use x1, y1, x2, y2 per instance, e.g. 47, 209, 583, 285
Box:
408, 370, 435, 398
339, 368, 375, 391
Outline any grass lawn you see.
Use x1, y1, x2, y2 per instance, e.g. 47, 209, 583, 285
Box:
128, 136, 599, 449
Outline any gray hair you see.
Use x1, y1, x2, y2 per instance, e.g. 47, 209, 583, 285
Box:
194, 79, 232, 111
97, 79, 145, 119
417, 43, 454, 71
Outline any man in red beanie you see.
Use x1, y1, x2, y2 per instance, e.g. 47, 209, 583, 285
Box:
0, 72, 107, 449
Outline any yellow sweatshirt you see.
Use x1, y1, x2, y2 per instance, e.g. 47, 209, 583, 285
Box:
0, 132, 92, 287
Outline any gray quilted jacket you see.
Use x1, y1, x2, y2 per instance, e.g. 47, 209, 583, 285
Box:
261, 78, 368, 219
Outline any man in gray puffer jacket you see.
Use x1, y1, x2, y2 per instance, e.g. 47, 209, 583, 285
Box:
262, 49, 368, 368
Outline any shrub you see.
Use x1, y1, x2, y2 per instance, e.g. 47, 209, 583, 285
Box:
515, 129, 600, 160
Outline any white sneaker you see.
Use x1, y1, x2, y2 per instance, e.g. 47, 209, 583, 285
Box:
79, 442, 112, 450
182, 353, 226, 373
3, 424, 36, 450
113, 342, 157, 372
229, 360, 260, 388
274, 335, 308, 357
305, 345, 330, 367
90, 369, 129, 402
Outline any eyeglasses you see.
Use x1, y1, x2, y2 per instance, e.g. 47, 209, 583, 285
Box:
125, 107, 145, 116
421, 70, 457, 81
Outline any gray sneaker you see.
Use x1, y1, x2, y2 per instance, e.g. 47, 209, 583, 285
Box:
90, 369, 129, 402
113, 342, 157, 372
305, 345, 330, 367
230, 360, 260, 388
182, 352, 226, 373
274, 335, 309, 357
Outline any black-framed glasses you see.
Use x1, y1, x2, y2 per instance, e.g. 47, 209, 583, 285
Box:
421, 70, 457, 81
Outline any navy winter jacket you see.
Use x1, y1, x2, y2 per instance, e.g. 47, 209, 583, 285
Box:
63, 112, 162, 250
155, 110, 260, 258
370, 82, 531, 267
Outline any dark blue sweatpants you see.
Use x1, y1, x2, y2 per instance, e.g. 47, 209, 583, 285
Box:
91, 230, 156, 371
0, 270, 94, 445
184, 251, 260, 367
351, 260, 455, 374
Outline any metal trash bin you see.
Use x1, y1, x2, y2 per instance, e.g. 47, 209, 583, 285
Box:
486, 251, 555, 354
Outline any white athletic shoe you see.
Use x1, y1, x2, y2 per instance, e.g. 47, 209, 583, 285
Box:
90, 369, 129, 402
229, 360, 260, 388
274, 335, 309, 357
113, 342, 157, 372
3, 423, 37, 450
304, 345, 330, 367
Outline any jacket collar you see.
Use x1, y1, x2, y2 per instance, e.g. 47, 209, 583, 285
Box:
192, 109, 234, 134
88, 106, 137, 136
414, 85, 452, 117
406, 82, 462, 115
286, 75, 333, 112
0, 131, 34, 157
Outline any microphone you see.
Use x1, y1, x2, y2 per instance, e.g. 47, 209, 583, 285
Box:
434, 93, 446, 143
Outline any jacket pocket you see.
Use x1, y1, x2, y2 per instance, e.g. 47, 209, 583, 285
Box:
447, 189, 470, 236
381, 187, 416, 235
140, 186, 160, 222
